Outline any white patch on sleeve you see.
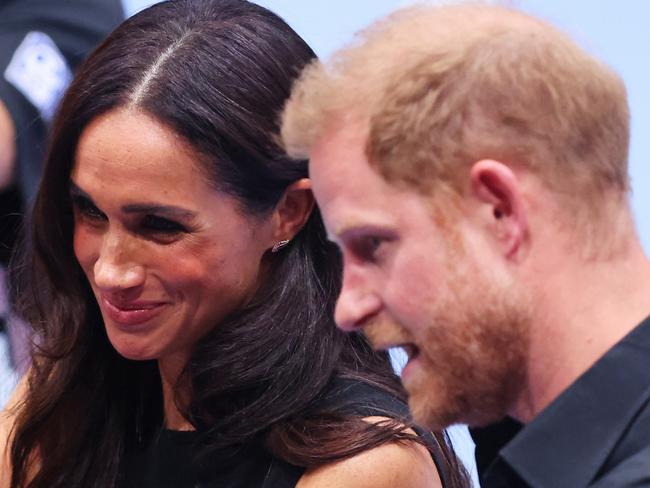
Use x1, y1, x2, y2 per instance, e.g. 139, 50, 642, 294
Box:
4, 31, 73, 122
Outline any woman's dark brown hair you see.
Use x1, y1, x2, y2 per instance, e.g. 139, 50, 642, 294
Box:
9, 1, 468, 487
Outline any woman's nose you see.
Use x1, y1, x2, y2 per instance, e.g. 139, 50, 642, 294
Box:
92, 235, 145, 293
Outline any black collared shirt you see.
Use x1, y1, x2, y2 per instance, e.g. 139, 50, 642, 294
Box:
484, 316, 650, 487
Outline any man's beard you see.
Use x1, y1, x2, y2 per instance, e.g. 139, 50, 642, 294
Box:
406, 259, 532, 430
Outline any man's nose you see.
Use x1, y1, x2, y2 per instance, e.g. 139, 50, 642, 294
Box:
93, 233, 145, 293
334, 267, 381, 332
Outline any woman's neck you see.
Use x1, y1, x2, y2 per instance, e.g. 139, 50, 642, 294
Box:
158, 353, 193, 431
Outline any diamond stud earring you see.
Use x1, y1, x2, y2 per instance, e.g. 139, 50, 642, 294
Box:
271, 239, 290, 253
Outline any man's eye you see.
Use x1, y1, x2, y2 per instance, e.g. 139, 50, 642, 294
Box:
351, 236, 384, 262
71, 195, 106, 221
141, 215, 187, 234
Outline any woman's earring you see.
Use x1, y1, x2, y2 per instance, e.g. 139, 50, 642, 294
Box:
271, 239, 290, 253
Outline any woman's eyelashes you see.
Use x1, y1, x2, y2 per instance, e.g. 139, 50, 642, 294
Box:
71, 194, 106, 222
140, 214, 187, 235
71, 195, 189, 238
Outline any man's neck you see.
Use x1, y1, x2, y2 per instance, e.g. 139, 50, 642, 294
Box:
511, 230, 650, 422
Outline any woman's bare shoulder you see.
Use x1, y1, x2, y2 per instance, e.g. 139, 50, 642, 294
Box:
296, 417, 442, 488
0, 375, 28, 488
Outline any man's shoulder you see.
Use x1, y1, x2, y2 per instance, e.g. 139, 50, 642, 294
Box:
591, 444, 650, 487
592, 394, 650, 486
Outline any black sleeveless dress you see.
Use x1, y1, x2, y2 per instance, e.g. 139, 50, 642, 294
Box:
120, 378, 450, 487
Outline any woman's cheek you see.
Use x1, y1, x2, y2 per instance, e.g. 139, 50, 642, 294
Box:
73, 224, 98, 275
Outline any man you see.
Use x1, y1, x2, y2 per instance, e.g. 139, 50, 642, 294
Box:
281, 4, 650, 487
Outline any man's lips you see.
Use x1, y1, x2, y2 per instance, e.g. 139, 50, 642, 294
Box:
376, 342, 421, 377
391, 344, 421, 379
376, 342, 420, 361
398, 343, 420, 361
101, 296, 168, 326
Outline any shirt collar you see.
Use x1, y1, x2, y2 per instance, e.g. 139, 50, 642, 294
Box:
493, 316, 650, 487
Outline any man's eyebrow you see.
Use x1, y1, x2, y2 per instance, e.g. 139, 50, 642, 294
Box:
332, 221, 369, 241
69, 180, 197, 220
333, 221, 394, 242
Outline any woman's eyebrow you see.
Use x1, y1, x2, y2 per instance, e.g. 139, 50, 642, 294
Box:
121, 203, 197, 220
69, 180, 197, 220
69, 180, 90, 199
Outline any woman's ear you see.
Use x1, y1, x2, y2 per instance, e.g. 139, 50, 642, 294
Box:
469, 159, 528, 260
270, 178, 314, 247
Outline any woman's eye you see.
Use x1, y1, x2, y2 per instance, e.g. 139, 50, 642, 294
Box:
71, 195, 106, 221
141, 215, 187, 235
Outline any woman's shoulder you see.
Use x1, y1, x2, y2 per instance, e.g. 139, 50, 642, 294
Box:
0, 407, 12, 488
296, 432, 441, 488
295, 377, 443, 488
0, 375, 28, 488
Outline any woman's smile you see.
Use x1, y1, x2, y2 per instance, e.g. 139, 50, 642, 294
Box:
100, 295, 170, 327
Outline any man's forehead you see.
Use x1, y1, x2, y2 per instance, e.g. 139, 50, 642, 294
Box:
312, 172, 434, 246
309, 122, 369, 191
311, 116, 366, 158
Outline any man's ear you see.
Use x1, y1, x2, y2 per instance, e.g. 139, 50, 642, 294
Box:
270, 178, 314, 248
469, 159, 528, 259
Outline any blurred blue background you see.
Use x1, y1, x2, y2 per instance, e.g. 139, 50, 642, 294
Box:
124, 0, 650, 251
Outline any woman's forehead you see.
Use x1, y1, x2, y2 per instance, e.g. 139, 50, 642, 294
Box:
72, 109, 211, 196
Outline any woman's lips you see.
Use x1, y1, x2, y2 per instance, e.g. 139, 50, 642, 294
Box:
101, 297, 168, 326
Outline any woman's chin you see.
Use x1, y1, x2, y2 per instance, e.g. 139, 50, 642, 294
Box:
107, 335, 160, 361
114, 347, 157, 361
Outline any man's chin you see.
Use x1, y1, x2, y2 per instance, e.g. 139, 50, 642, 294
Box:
407, 394, 451, 430
404, 374, 459, 430
407, 380, 517, 431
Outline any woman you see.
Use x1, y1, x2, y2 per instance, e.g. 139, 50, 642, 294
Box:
1, 1, 468, 487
